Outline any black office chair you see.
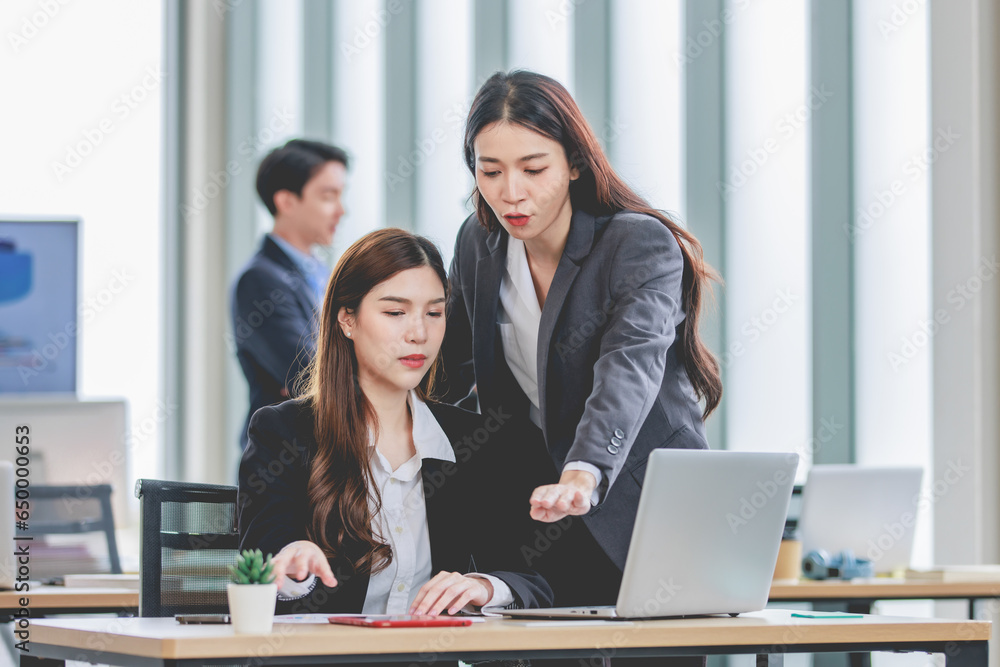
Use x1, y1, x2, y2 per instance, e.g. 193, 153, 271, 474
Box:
784, 484, 803, 540
134, 479, 240, 617
25, 484, 122, 575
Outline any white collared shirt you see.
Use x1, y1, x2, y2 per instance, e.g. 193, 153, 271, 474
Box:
278, 391, 513, 612
497, 237, 603, 497
497, 237, 544, 427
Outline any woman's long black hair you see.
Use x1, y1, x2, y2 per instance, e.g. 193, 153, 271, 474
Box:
464, 70, 722, 418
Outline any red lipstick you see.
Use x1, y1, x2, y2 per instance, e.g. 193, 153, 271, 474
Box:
504, 213, 529, 227
400, 354, 426, 369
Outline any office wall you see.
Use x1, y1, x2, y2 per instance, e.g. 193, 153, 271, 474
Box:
930, 0, 1000, 567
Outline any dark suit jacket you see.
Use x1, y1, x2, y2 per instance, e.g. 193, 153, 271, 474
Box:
441, 209, 710, 571
231, 236, 319, 449
237, 398, 552, 614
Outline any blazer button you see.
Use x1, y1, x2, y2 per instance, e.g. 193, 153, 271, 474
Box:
610, 437, 622, 447
614, 429, 625, 439
607, 444, 620, 455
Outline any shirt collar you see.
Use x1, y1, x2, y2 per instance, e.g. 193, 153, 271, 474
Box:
407, 391, 456, 464
505, 236, 525, 273
269, 233, 327, 278
368, 391, 456, 478
503, 237, 542, 318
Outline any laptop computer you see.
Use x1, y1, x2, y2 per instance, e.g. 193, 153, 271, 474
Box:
500, 449, 798, 619
799, 465, 923, 574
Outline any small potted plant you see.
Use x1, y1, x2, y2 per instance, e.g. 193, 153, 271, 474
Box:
227, 549, 277, 634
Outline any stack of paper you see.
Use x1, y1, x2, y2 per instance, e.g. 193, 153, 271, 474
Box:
61, 573, 140, 589
905, 565, 1000, 582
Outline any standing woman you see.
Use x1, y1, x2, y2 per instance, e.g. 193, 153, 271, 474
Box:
239, 228, 550, 618
442, 70, 723, 610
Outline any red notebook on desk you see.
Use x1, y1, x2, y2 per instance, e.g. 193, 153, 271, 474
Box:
329, 615, 473, 628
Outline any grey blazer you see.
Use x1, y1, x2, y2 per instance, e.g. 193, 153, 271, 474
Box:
441, 208, 710, 569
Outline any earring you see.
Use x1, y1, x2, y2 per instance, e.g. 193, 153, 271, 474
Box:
345, 331, 351, 337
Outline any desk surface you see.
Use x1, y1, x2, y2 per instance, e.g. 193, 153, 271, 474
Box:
0, 586, 138, 612
30, 610, 992, 663
769, 578, 1000, 600
4, 579, 996, 614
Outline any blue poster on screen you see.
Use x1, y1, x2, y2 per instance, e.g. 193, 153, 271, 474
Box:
0, 219, 79, 394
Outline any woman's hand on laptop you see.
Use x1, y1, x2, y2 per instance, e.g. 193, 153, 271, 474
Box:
409, 572, 493, 615
529, 470, 595, 522
271, 540, 338, 589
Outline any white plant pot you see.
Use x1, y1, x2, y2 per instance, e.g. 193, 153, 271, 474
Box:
227, 582, 278, 634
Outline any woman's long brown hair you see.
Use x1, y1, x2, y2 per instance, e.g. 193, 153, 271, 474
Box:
299, 228, 449, 574
463, 70, 723, 419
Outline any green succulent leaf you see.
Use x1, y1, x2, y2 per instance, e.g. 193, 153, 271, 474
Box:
231, 549, 276, 584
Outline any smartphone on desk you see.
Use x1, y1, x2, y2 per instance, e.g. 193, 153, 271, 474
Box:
176, 614, 231, 624
329, 615, 473, 628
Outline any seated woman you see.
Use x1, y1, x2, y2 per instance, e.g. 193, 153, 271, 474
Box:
238, 227, 550, 616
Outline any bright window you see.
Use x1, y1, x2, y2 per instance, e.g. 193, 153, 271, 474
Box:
0, 0, 163, 504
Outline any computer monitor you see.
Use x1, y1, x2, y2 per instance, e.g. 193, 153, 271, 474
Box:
799, 465, 924, 574
0, 398, 129, 528
0, 218, 80, 394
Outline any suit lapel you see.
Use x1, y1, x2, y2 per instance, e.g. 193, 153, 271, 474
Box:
536, 210, 598, 444
472, 231, 507, 408
262, 236, 321, 319
420, 457, 458, 573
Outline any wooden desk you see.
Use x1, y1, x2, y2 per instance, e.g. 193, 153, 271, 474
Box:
770, 578, 1000, 617
24, 609, 991, 667
769, 578, 1000, 667
0, 586, 139, 617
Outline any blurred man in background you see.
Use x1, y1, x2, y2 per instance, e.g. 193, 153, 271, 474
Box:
231, 139, 348, 450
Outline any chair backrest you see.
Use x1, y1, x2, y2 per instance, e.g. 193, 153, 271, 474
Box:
784, 484, 803, 540
25, 484, 122, 576
134, 479, 239, 617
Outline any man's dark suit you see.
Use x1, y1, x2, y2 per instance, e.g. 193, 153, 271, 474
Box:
237, 398, 553, 614
231, 236, 319, 449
